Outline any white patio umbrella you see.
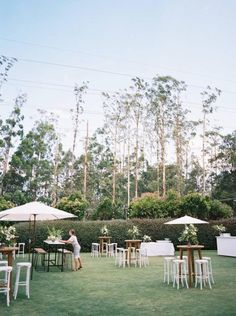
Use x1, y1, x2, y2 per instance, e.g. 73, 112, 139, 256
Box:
0, 201, 77, 277
164, 215, 208, 225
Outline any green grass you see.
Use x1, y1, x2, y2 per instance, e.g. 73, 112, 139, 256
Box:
0, 251, 236, 316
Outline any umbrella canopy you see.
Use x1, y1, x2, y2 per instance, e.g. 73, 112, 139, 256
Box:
165, 215, 208, 225
0, 201, 77, 221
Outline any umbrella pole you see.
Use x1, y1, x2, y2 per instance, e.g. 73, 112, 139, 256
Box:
28, 220, 31, 262
30, 214, 36, 279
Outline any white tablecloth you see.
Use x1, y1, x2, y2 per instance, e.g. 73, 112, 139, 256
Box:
140, 242, 175, 256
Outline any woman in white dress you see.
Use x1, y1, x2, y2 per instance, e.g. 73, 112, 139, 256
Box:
61, 229, 82, 271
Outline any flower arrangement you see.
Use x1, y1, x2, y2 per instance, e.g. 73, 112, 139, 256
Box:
143, 234, 152, 242
128, 225, 140, 240
178, 224, 198, 245
213, 224, 226, 234
101, 225, 109, 236
0, 225, 17, 246
47, 227, 63, 242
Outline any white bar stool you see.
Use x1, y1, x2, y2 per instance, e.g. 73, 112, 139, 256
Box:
195, 259, 212, 290
202, 256, 214, 284
173, 259, 189, 290
163, 257, 175, 284
0, 260, 8, 283
91, 243, 100, 257
17, 243, 25, 258
118, 248, 129, 268
0, 266, 12, 306
14, 262, 32, 299
176, 255, 188, 273
136, 248, 149, 268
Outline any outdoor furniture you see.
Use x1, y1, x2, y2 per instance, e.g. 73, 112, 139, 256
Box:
91, 243, 100, 257
43, 240, 65, 272
107, 243, 117, 257
13, 262, 31, 299
0, 266, 12, 306
125, 240, 142, 266
195, 259, 212, 290
17, 242, 25, 258
173, 259, 189, 290
136, 248, 149, 268
140, 241, 175, 256
57, 248, 73, 270
202, 256, 214, 283
99, 236, 111, 256
117, 248, 129, 268
33, 248, 48, 270
0, 260, 8, 284
163, 256, 175, 284
216, 236, 236, 257
0, 246, 19, 297
177, 244, 204, 287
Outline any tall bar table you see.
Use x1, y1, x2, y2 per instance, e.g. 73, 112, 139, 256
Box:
177, 244, 204, 287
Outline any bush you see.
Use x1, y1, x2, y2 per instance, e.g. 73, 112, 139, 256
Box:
208, 199, 233, 219
129, 195, 168, 218
56, 192, 89, 220
92, 197, 124, 220
178, 193, 210, 219
14, 217, 236, 252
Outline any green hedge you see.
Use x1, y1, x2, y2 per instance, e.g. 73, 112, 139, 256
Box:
14, 217, 236, 252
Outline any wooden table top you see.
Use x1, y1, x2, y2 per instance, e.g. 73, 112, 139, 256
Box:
0, 246, 19, 252
177, 245, 204, 250
125, 239, 142, 242
99, 236, 112, 239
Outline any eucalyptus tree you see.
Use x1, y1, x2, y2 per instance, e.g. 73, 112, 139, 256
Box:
170, 79, 187, 195
147, 76, 175, 197
201, 86, 221, 195
70, 82, 88, 181
128, 77, 147, 198
0, 55, 17, 100
0, 93, 26, 194
3, 118, 58, 201
102, 91, 125, 204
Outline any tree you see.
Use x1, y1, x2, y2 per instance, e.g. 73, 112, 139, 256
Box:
0, 55, 17, 100
201, 86, 221, 195
0, 93, 26, 194
56, 192, 88, 220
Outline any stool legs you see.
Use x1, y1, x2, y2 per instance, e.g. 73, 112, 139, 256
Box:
14, 263, 31, 299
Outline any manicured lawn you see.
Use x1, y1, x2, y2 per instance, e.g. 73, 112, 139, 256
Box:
0, 251, 236, 316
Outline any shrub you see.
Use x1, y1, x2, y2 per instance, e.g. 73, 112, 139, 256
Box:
178, 193, 210, 219
208, 199, 233, 219
56, 192, 88, 220
129, 195, 167, 218
92, 197, 124, 220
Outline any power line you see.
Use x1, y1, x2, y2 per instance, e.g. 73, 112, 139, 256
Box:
1, 36, 236, 84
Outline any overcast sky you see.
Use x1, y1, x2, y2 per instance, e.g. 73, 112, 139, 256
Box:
0, 0, 235, 156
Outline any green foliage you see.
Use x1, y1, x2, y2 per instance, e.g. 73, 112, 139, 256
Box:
208, 199, 233, 219
129, 194, 167, 219
92, 197, 124, 220
56, 192, 89, 220
178, 193, 210, 219
0, 196, 14, 210
129, 192, 233, 220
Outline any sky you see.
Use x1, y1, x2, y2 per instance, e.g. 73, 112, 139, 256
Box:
0, 0, 236, 157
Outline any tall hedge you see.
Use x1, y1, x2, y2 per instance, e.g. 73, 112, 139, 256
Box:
14, 218, 236, 252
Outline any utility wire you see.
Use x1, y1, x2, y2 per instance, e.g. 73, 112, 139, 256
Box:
1, 36, 236, 84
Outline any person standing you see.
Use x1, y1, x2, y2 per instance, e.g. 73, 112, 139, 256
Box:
61, 229, 82, 271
